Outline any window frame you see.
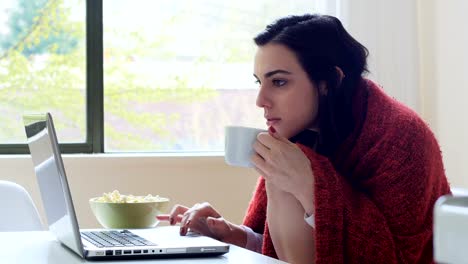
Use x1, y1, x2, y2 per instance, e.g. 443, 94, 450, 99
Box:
0, 0, 104, 154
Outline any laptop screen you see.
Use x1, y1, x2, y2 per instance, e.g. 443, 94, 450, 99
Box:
24, 113, 84, 257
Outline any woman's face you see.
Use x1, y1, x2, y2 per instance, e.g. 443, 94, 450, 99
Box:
254, 43, 320, 139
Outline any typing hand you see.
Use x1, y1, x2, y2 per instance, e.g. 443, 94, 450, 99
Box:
156, 203, 247, 247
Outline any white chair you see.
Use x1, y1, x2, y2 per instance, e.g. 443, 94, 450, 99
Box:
0, 180, 43, 231
451, 187, 468, 197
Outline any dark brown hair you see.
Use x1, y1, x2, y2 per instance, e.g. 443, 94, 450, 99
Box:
254, 14, 369, 156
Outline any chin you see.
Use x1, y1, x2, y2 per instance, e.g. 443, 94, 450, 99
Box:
277, 129, 294, 139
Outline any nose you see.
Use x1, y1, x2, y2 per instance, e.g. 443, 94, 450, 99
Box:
256, 85, 271, 109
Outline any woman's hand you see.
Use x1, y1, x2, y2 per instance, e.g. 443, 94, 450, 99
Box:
156, 203, 247, 247
251, 128, 315, 215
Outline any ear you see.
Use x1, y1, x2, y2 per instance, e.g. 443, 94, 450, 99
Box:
318, 67, 345, 96
335, 66, 345, 83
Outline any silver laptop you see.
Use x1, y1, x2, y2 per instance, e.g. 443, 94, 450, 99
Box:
24, 113, 230, 260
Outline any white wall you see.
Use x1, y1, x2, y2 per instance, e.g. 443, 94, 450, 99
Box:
418, 0, 468, 188
0, 155, 259, 229
342, 0, 420, 111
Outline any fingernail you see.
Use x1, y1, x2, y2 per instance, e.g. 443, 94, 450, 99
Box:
269, 126, 276, 134
179, 220, 191, 235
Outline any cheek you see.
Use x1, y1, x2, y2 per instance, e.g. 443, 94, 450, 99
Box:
280, 99, 318, 137
298, 104, 319, 127
293, 91, 319, 125
308, 100, 320, 124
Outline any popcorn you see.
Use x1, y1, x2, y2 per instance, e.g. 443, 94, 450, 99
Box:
95, 190, 163, 203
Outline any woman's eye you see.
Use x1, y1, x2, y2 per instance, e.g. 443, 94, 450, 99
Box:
272, 79, 287, 87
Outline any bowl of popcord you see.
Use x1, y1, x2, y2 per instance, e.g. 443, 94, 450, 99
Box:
89, 190, 170, 229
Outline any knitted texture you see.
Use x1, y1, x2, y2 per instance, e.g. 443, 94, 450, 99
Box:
242, 79, 450, 263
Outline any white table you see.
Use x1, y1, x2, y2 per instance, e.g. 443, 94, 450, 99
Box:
0, 227, 286, 264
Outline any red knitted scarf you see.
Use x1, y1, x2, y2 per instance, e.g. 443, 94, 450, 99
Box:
242, 79, 450, 263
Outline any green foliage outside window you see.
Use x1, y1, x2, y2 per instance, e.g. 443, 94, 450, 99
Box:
0, 0, 217, 150
0, 0, 85, 143
1, 0, 315, 152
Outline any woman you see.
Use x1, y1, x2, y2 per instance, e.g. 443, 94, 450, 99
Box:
158, 14, 450, 263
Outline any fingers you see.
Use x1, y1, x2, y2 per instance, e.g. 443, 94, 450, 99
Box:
268, 126, 290, 142
256, 132, 274, 147
179, 202, 221, 236
251, 153, 271, 176
252, 140, 269, 160
156, 215, 169, 221
180, 203, 219, 236
179, 202, 203, 235
254, 164, 268, 180
269, 125, 276, 134
168, 204, 189, 225
179, 203, 200, 236
163, 202, 228, 239
251, 151, 264, 167
257, 126, 290, 147
256, 132, 288, 150
156, 214, 182, 223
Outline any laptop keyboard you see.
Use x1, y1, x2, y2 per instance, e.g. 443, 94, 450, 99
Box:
81, 230, 157, 248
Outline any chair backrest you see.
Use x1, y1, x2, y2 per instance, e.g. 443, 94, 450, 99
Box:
451, 187, 468, 197
0, 180, 43, 231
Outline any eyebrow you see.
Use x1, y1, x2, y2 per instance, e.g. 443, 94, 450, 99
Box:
253, 69, 292, 79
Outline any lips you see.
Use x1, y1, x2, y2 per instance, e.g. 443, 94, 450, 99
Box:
266, 118, 281, 126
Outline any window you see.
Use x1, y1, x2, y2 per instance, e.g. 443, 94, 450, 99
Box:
0, 0, 329, 154
0, 0, 89, 154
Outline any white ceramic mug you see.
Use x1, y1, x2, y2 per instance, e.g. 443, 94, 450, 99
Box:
224, 126, 266, 167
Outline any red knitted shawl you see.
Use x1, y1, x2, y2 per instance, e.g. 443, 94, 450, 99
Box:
242, 79, 450, 263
